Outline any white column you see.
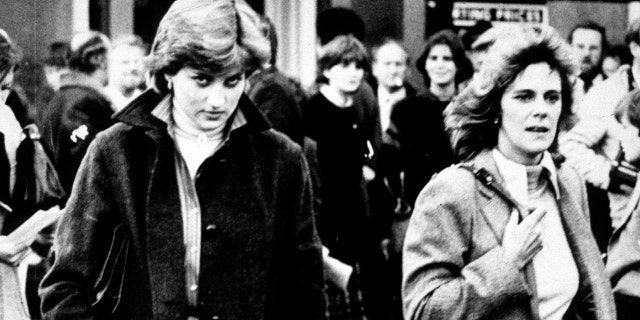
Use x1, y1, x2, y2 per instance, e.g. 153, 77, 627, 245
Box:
110, 0, 135, 39
403, 0, 426, 89
72, 0, 90, 33
298, 1, 317, 88
264, 0, 317, 88
629, 2, 640, 24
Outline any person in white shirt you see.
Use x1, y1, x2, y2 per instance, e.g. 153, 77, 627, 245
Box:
369, 38, 414, 133
105, 35, 148, 111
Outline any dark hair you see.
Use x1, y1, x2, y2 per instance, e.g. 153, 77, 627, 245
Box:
316, 7, 365, 46
45, 41, 69, 68
68, 31, 110, 74
146, 0, 270, 94
461, 20, 493, 51
569, 20, 608, 52
316, 35, 369, 84
415, 29, 472, 87
445, 25, 578, 161
614, 89, 640, 129
605, 43, 633, 66
0, 29, 22, 80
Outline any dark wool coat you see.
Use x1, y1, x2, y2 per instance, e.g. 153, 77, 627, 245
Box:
382, 91, 454, 208
304, 92, 377, 264
246, 66, 306, 146
403, 150, 615, 320
39, 71, 114, 195
39, 91, 326, 320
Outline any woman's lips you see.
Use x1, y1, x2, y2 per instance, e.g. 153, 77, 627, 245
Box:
525, 126, 549, 133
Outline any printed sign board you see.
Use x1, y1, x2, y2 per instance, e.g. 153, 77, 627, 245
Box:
452, 2, 549, 27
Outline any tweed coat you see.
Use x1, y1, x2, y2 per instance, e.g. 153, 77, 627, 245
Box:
39, 91, 326, 320
402, 150, 615, 320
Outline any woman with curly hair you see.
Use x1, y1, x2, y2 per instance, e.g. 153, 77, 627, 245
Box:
402, 25, 615, 320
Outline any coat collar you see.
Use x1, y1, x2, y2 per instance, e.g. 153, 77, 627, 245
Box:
59, 70, 107, 97
466, 149, 614, 319
113, 90, 271, 134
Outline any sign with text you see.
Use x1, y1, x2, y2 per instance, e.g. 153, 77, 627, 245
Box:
452, 2, 548, 27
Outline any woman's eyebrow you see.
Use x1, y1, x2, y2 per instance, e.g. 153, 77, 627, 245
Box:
510, 88, 534, 94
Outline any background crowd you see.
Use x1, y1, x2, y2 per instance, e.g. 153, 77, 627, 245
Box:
0, 0, 640, 319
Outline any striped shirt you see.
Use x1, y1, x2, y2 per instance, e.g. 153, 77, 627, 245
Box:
151, 95, 247, 316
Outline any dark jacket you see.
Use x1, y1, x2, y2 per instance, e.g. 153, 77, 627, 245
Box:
382, 91, 454, 209
403, 150, 615, 320
304, 91, 378, 264
246, 66, 306, 146
39, 91, 326, 320
39, 71, 114, 195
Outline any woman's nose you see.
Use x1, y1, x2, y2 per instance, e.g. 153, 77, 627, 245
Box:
206, 86, 226, 106
532, 98, 551, 117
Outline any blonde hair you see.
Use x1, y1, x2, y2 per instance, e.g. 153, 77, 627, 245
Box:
146, 0, 271, 94
445, 25, 579, 161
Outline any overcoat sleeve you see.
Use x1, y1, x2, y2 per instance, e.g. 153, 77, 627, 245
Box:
278, 149, 326, 319
40, 134, 118, 320
402, 167, 531, 320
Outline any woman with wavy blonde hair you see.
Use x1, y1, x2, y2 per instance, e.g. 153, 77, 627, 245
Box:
40, 1, 325, 319
402, 25, 615, 320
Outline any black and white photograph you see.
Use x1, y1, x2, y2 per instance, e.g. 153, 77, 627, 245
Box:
0, 1, 638, 319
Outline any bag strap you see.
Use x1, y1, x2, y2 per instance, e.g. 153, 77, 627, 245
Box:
458, 163, 528, 220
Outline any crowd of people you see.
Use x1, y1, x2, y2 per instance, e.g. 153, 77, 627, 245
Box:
1, 0, 640, 319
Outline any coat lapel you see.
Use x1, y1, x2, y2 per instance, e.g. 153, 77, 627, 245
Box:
469, 151, 514, 242
144, 128, 188, 318
467, 150, 540, 320
556, 167, 614, 320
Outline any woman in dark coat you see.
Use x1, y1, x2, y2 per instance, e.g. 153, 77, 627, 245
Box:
39, 31, 114, 196
0, 28, 62, 320
304, 35, 388, 319
403, 25, 615, 320
39, 1, 325, 319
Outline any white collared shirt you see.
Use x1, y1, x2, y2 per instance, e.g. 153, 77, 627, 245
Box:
377, 85, 406, 132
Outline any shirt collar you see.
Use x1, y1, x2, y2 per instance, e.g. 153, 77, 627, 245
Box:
150, 94, 247, 137
492, 148, 560, 204
377, 85, 406, 103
